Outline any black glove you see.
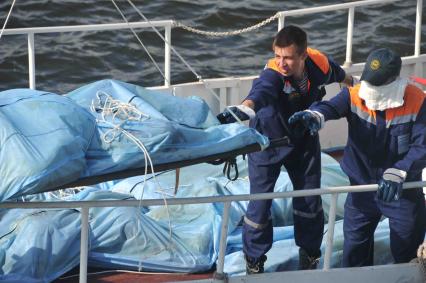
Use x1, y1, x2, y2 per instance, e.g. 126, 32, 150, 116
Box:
377, 168, 406, 202
216, 105, 255, 124
288, 110, 323, 137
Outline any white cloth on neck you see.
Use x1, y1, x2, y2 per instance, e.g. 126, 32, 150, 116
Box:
358, 77, 408, 111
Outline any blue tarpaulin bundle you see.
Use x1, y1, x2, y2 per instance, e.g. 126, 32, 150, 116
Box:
0, 89, 96, 201
67, 79, 269, 176
0, 153, 400, 282
0, 79, 268, 201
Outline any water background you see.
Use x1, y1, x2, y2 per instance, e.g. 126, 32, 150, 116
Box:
0, 0, 424, 93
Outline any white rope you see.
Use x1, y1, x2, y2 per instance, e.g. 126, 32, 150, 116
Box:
90, 91, 175, 271
125, 0, 201, 79
0, 0, 17, 41
111, 1, 253, 122
110, 0, 168, 85
124, 0, 222, 103
175, 13, 280, 37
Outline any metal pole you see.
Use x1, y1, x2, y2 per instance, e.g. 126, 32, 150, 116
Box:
344, 7, 355, 67
164, 25, 171, 87
323, 193, 338, 270
215, 201, 231, 278
28, 32, 36, 89
414, 0, 423, 56
79, 207, 89, 283
278, 13, 285, 31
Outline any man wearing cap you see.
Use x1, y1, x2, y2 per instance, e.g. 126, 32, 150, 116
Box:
288, 48, 426, 266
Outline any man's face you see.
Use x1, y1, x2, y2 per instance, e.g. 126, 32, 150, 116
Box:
273, 44, 307, 78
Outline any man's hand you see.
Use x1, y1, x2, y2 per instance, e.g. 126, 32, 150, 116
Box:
288, 110, 324, 137
216, 105, 255, 124
377, 168, 407, 202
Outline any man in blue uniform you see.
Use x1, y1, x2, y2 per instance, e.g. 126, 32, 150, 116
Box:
288, 48, 426, 266
217, 25, 352, 273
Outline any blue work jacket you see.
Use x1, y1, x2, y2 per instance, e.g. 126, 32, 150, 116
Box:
311, 83, 426, 184
246, 48, 346, 163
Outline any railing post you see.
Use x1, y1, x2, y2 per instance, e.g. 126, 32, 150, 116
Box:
28, 32, 36, 89
414, 0, 423, 82
79, 207, 89, 283
414, 0, 423, 57
323, 193, 338, 270
214, 201, 231, 281
164, 24, 171, 87
278, 13, 285, 31
344, 7, 355, 67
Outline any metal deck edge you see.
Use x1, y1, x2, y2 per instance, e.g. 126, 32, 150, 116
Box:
176, 262, 425, 283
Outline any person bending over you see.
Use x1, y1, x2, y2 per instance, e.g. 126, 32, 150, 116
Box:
289, 48, 426, 267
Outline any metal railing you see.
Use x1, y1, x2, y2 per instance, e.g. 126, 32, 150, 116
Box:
275, 0, 423, 67
0, 181, 424, 283
2, 21, 174, 89
0, 0, 423, 89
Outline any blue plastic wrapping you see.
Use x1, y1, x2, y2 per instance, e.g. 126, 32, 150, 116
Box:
0, 208, 81, 282
0, 153, 400, 282
66, 79, 269, 176
0, 79, 268, 201
0, 89, 96, 201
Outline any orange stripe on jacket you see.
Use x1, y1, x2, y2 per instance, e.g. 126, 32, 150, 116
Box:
267, 59, 282, 74
349, 84, 377, 120
307, 48, 329, 75
385, 84, 425, 121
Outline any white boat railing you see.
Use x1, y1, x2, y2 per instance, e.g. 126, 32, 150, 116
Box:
275, 0, 423, 66
0, 181, 424, 283
1, 0, 423, 89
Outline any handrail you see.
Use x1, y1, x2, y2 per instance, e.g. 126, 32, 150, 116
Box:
278, 0, 400, 17
1, 180, 424, 283
2, 20, 174, 89
1, 0, 422, 89
0, 20, 174, 35
276, 0, 421, 67
1, 181, 423, 209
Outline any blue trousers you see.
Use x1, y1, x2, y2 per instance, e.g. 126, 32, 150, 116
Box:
242, 136, 324, 260
343, 188, 425, 267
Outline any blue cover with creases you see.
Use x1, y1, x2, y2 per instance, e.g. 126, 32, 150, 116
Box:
66, 79, 269, 176
0, 153, 402, 282
0, 208, 81, 283
0, 89, 96, 201
79, 189, 221, 272
0, 79, 268, 201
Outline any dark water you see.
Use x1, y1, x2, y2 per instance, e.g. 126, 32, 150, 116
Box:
0, 0, 424, 93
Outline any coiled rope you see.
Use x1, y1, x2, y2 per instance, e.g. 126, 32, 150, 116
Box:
91, 91, 176, 271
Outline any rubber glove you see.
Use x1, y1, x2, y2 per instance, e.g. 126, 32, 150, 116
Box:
377, 168, 407, 202
217, 105, 255, 124
288, 110, 324, 136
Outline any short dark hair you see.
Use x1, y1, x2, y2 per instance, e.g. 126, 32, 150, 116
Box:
272, 25, 307, 55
